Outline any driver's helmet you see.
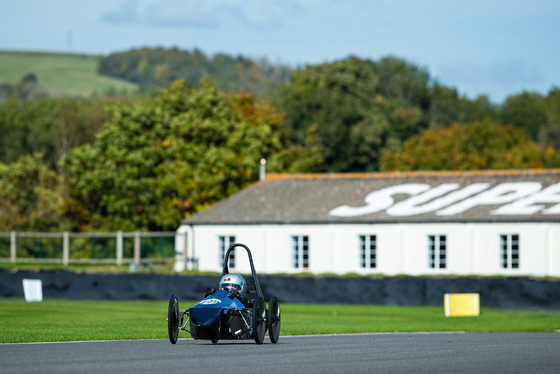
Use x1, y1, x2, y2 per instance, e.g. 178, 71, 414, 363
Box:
219, 273, 247, 298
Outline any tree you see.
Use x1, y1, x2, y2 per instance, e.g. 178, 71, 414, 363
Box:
380, 120, 559, 171
500, 92, 547, 141
268, 124, 325, 173
374, 56, 431, 110
278, 56, 430, 172
61, 79, 298, 231
98, 47, 291, 96
538, 87, 560, 149
0, 154, 63, 231
0, 73, 47, 104
427, 83, 497, 128
0, 97, 120, 171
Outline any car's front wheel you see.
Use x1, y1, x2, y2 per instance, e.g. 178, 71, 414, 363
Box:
167, 295, 180, 344
252, 296, 267, 344
267, 296, 281, 343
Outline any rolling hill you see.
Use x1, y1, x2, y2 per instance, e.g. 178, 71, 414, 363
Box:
0, 51, 138, 97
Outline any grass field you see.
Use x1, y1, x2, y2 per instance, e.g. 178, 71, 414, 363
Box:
1, 298, 559, 344
0, 51, 138, 97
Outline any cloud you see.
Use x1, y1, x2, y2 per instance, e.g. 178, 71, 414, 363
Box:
101, 0, 140, 24
101, 0, 302, 28
143, 0, 222, 28
224, 0, 302, 28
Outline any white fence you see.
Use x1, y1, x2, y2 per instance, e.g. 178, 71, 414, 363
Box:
0, 231, 186, 267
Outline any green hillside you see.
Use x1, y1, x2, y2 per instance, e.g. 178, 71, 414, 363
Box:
0, 51, 138, 97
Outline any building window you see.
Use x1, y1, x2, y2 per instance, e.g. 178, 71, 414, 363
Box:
292, 235, 309, 269
359, 235, 376, 269
428, 235, 446, 269
219, 235, 235, 268
500, 234, 519, 269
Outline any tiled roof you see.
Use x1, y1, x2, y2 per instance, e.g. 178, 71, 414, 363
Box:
181, 169, 560, 225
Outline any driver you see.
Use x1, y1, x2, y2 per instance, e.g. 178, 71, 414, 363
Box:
219, 273, 247, 300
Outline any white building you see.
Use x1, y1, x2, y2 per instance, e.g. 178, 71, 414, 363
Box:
175, 169, 560, 277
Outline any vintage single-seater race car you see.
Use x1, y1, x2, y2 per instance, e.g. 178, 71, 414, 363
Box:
167, 243, 281, 344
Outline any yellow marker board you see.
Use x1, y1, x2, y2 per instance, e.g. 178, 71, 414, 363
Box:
444, 293, 479, 317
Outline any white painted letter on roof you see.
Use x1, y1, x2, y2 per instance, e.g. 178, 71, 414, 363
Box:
387, 183, 491, 216
492, 182, 560, 215
329, 184, 430, 217
328, 181, 560, 218
436, 182, 542, 216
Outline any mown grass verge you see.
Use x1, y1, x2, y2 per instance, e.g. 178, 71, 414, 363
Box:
1, 298, 559, 344
3, 263, 559, 281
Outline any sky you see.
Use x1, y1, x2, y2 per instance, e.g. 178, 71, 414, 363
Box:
1, 0, 559, 104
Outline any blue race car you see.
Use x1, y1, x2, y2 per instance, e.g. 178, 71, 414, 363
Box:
167, 243, 281, 344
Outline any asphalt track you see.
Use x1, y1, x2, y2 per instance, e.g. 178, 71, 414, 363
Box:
2, 333, 560, 374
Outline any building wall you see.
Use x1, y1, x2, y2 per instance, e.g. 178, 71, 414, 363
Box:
177, 222, 560, 277
549, 226, 560, 275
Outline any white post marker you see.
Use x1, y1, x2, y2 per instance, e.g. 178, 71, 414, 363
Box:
22, 279, 43, 302
444, 293, 479, 317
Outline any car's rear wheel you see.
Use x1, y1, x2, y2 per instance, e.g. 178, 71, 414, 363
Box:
252, 296, 266, 344
167, 294, 180, 344
267, 296, 281, 343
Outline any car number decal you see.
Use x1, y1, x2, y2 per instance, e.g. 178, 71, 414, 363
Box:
199, 298, 221, 305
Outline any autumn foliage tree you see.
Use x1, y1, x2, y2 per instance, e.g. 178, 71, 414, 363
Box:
380, 121, 560, 171
60, 78, 315, 231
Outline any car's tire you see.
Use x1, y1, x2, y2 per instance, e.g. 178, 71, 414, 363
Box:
252, 296, 266, 344
168, 294, 180, 344
267, 296, 281, 344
